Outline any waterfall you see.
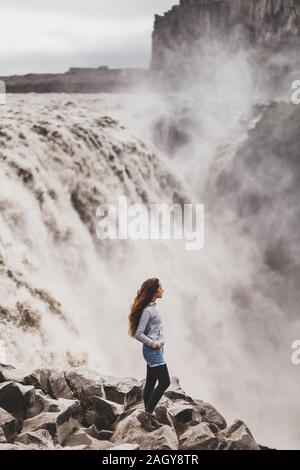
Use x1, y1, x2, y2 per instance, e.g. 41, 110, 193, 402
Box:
0, 38, 299, 450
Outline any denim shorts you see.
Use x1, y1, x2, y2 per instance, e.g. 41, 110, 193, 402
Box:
142, 343, 166, 368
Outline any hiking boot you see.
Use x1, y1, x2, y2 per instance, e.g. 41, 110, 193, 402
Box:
136, 411, 155, 432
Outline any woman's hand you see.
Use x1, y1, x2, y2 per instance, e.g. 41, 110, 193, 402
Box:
154, 343, 162, 350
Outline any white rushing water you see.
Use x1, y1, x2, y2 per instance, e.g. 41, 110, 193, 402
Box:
0, 44, 299, 451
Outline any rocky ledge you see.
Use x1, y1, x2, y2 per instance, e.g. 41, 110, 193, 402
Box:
0, 363, 268, 450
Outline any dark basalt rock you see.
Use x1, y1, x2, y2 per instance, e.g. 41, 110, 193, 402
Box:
0, 381, 36, 414
0, 364, 267, 450
0, 407, 19, 443
151, 0, 300, 70
150, 0, 300, 94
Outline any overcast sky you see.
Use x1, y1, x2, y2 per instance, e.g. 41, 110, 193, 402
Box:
0, 0, 178, 75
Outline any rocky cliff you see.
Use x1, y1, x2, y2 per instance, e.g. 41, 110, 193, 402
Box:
0, 363, 269, 450
3, 1, 300, 94
151, 0, 300, 70
0, 67, 152, 94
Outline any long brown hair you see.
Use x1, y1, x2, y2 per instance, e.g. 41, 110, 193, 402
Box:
128, 278, 160, 338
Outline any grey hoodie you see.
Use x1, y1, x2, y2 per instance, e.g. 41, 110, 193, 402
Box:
135, 302, 165, 349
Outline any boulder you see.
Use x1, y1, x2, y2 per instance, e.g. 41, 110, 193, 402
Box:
23, 369, 52, 394
21, 412, 60, 438
102, 375, 142, 407
0, 381, 36, 414
64, 368, 105, 400
0, 408, 21, 442
179, 422, 222, 450
111, 409, 179, 450
153, 404, 174, 427
49, 371, 73, 400
217, 420, 260, 450
83, 396, 123, 430
56, 397, 81, 413
56, 400, 82, 445
83, 410, 99, 428
26, 392, 78, 419
193, 399, 227, 431
15, 429, 54, 449
0, 364, 31, 384
0, 364, 15, 381
167, 402, 194, 430
63, 429, 112, 450
84, 425, 113, 441
22, 399, 82, 445
25, 391, 46, 418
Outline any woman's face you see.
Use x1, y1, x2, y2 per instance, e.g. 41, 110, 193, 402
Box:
156, 282, 164, 299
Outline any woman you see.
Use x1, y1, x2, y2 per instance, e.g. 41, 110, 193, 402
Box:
128, 278, 171, 431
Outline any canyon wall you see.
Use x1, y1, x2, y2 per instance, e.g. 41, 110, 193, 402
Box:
151, 0, 300, 70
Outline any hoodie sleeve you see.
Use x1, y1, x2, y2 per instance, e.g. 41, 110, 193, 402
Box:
135, 308, 156, 348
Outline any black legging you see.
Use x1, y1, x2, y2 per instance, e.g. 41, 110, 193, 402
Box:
143, 363, 171, 414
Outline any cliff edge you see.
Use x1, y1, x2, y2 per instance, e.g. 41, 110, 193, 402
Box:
0, 363, 272, 450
